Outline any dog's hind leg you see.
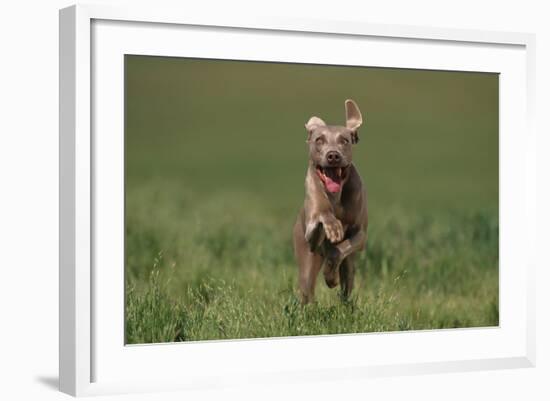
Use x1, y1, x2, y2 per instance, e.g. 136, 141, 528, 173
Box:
298, 251, 323, 304
339, 255, 356, 301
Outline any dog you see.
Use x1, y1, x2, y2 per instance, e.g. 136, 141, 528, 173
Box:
293, 99, 368, 304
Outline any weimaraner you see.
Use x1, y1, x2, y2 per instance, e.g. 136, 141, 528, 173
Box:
293, 99, 368, 304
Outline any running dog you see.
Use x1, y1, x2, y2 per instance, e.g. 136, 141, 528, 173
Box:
293, 99, 368, 304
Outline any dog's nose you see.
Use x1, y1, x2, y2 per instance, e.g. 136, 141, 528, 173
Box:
326, 151, 341, 165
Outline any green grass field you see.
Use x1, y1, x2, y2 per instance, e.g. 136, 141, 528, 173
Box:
124, 56, 499, 344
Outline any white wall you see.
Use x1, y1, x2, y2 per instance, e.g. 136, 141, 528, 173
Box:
0, 0, 548, 400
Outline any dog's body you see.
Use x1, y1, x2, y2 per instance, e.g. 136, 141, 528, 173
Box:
293, 100, 368, 304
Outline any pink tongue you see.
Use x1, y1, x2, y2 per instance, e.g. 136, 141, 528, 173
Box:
324, 176, 342, 193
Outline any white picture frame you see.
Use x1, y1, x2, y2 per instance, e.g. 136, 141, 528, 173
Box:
59, 3, 536, 397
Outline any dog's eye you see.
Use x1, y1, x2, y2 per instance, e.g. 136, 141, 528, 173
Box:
341, 137, 350, 145
315, 137, 325, 145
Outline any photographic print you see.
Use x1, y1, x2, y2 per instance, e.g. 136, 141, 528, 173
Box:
124, 56, 498, 344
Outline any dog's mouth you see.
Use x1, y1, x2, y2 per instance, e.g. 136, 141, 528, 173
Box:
316, 166, 348, 193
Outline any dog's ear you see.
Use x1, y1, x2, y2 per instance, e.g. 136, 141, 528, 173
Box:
345, 99, 363, 143
305, 116, 326, 141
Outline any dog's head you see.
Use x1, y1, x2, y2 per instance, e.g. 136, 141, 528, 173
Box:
305, 99, 363, 193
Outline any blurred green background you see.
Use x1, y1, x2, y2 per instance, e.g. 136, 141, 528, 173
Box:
125, 56, 499, 344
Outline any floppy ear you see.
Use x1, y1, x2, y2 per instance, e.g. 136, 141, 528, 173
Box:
305, 116, 326, 141
345, 99, 363, 143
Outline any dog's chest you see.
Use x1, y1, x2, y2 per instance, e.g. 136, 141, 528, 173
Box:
328, 194, 357, 229
326, 197, 348, 225
332, 202, 345, 220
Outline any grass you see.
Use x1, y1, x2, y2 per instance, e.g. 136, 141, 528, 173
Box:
124, 56, 499, 344
125, 184, 498, 344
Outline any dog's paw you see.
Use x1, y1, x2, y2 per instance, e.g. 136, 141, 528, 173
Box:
320, 214, 344, 243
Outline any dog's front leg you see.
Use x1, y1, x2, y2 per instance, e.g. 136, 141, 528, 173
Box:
319, 212, 344, 244
334, 227, 367, 260
323, 226, 366, 283
304, 212, 343, 252
304, 220, 324, 252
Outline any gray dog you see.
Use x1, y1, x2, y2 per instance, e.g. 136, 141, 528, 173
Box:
293, 99, 368, 304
